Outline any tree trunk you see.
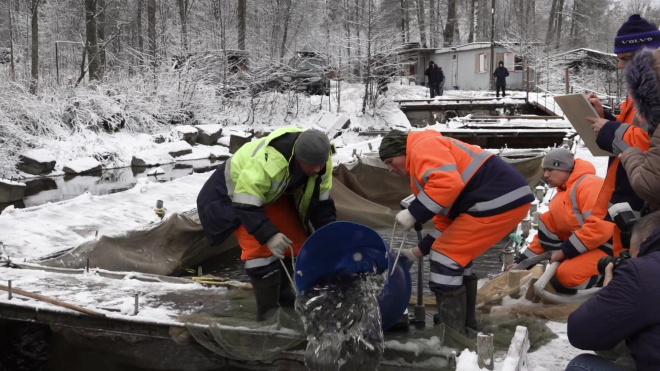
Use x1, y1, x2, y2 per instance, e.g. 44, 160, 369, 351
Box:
362, 0, 373, 113
468, 0, 475, 43
98, 0, 106, 78
554, 0, 565, 49
85, 0, 101, 81
415, 0, 426, 48
177, 0, 189, 54
148, 0, 156, 68
8, 0, 15, 81
545, 0, 558, 46
237, 0, 246, 50
429, 0, 436, 47
279, 0, 292, 61
400, 0, 406, 43
137, 0, 143, 66
443, 0, 456, 46
30, 0, 39, 94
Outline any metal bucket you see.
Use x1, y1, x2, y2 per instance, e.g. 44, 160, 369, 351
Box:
295, 221, 412, 330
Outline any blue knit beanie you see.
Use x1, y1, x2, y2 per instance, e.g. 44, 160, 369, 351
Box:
614, 14, 660, 54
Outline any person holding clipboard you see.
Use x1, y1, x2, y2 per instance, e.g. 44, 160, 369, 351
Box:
584, 14, 659, 258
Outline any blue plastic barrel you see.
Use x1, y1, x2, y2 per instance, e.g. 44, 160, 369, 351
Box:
294, 221, 412, 330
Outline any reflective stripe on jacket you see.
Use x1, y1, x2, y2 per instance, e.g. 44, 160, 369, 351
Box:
522, 159, 614, 260
196, 127, 335, 250
593, 96, 649, 245
226, 127, 333, 229
405, 130, 534, 228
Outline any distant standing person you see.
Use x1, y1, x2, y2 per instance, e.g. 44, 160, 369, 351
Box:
424, 61, 445, 98
493, 61, 509, 98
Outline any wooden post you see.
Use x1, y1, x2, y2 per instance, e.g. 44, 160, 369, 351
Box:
565, 67, 569, 94
134, 293, 139, 315
525, 278, 541, 303
477, 332, 495, 370
502, 326, 530, 371
529, 201, 538, 215
7, 280, 11, 300
534, 186, 544, 203
0, 284, 105, 317
532, 211, 540, 230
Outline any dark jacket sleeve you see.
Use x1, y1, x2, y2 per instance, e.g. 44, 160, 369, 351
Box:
567, 262, 645, 350
604, 110, 617, 121
234, 204, 280, 245
309, 199, 336, 230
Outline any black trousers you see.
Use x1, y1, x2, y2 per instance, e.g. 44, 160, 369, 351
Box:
496, 85, 506, 97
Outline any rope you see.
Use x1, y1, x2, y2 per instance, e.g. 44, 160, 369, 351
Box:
390, 222, 410, 276
279, 245, 297, 293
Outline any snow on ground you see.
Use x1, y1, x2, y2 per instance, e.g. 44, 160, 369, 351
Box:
0, 82, 616, 369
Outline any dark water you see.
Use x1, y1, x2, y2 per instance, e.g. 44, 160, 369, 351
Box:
0, 158, 223, 213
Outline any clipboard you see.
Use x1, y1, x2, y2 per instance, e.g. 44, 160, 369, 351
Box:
553, 94, 614, 156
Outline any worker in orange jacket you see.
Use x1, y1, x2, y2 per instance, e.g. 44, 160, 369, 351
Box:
586, 14, 657, 255
379, 130, 534, 334
515, 148, 615, 292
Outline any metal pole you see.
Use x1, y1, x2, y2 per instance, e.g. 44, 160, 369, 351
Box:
414, 224, 425, 325
490, 0, 495, 91
526, 65, 530, 103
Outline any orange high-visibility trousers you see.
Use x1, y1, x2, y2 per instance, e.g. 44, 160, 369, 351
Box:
555, 248, 609, 288
234, 197, 308, 261
432, 203, 531, 267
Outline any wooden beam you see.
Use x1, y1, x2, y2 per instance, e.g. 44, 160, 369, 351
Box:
0, 284, 105, 317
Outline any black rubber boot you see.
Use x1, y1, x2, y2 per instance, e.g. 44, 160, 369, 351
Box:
433, 286, 466, 335
464, 274, 478, 331
250, 271, 281, 322
278, 259, 297, 307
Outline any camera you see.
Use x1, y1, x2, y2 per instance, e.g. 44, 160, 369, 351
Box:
609, 203, 638, 249
597, 250, 631, 276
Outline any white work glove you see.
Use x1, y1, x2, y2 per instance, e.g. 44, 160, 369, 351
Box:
400, 248, 419, 269
395, 209, 417, 231
266, 233, 292, 259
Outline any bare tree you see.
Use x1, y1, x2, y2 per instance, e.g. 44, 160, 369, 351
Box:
29, 0, 39, 93
238, 0, 246, 50
279, 0, 293, 61
444, 0, 457, 46
137, 0, 143, 67
85, 0, 101, 81
553, 0, 565, 49
8, 0, 15, 81
177, 0, 192, 54
429, 0, 436, 47
415, 0, 427, 48
148, 0, 156, 69
468, 0, 476, 43
545, 0, 558, 47
98, 0, 106, 75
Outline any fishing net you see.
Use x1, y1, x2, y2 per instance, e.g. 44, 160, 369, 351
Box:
181, 289, 305, 362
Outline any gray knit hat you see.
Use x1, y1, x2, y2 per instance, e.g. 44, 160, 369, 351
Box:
542, 148, 574, 172
295, 129, 331, 165
379, 130, 409, 161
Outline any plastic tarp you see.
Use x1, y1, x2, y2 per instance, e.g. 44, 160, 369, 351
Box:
36, 152, 543, 277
